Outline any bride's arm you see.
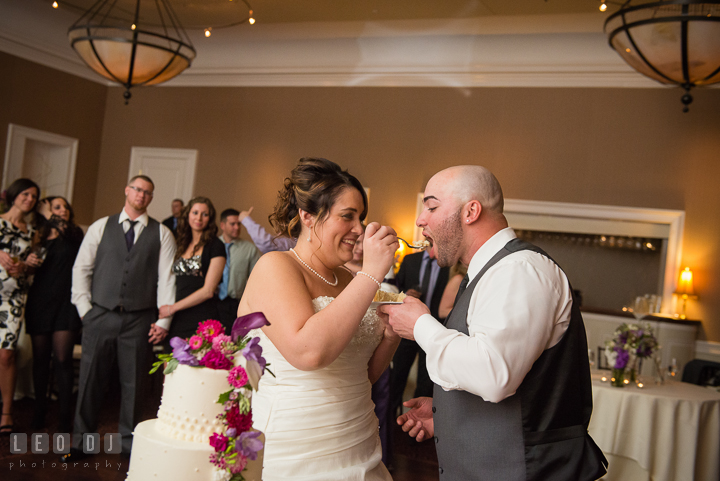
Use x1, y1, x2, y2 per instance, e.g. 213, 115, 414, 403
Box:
239, 227, 397, 371
368, 328, 400, 383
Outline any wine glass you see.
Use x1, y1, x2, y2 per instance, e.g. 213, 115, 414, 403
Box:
588, 348, 596, 370
632, 296, 650, 321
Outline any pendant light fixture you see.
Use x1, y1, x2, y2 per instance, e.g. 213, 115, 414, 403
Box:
68, 0, 196, 104
604, 0, 720, 112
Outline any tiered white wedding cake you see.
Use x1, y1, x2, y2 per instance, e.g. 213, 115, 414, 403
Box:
126, 364, 263, 480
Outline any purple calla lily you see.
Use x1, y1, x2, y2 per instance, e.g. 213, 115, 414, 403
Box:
231, 312, 270, 342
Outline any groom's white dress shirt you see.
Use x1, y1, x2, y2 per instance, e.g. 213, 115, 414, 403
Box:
413, 227, 573, 403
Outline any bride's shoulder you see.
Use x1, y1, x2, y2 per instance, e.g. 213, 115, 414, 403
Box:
253, 250, 302, 277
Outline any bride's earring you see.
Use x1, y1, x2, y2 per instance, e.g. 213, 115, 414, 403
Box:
307, 234, 311, 242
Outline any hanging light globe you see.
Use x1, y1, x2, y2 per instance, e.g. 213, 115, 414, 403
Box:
604, 0, 720, 112
68, 0, 196, 103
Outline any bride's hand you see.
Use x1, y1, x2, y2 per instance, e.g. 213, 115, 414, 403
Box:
361, 222, 398, 282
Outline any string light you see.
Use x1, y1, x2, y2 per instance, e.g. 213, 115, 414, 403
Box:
600, 3, 607, 11
131, 24, 136, 30
249, 9, 255, 24
205, 27, 212, 37
52, 1, 59, 8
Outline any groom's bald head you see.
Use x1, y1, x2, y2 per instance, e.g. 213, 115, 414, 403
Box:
430, 165, 504, 219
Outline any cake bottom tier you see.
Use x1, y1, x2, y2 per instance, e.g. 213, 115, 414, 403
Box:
126, 419, 263, 481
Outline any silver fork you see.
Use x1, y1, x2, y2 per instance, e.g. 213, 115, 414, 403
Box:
398, 237, 429, 250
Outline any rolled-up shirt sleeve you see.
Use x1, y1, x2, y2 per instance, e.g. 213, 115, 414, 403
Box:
241, 215, 296, 253
414, 254, 571, 403
71, 217, 107, 319
155, 224, 177, 331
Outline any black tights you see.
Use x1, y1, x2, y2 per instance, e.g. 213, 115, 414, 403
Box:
31, 330, 76, 431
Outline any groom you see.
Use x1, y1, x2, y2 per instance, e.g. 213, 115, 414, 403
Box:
380, 166, 607, 480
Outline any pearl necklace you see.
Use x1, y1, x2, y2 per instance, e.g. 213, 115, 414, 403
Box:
290, 248, 338, 286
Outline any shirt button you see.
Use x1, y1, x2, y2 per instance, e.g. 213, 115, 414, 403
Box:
432, 407, 436, 413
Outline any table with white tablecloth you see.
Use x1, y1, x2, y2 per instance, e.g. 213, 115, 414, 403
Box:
588, 372, 720, 481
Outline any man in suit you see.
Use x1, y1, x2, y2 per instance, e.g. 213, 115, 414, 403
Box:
217, 208, 262, 331
382, 166, 606, 480
389, 249, 449, 418
162, 198, 184, 235
67, 175, 176, 460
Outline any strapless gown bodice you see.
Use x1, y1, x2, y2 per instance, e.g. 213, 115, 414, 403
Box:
251, 297, 392, 480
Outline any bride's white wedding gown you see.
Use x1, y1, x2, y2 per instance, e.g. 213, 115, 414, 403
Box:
251, 297, 393, 480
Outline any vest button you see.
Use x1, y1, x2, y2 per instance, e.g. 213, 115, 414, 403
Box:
435, 436, 438, 444
439, 467, 444, 474
432, 407, 436, 413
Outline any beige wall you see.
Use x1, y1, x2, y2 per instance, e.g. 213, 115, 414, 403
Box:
3, 53, 719, 341
0, 51, 106, 225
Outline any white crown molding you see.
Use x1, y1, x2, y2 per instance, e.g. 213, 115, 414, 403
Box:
0, 5, 664, 89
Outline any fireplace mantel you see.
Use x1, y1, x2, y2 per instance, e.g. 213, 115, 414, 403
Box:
504, 199, 685, 314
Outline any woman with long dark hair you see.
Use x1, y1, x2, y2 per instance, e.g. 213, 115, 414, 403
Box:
0, 178, 41, 435
25, 196, 84, 431
238, 157, 399, 479
159, 197, 226, 340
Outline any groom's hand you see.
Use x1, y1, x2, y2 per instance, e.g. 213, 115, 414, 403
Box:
397, 396, 434, 442
379, 296, 430, 341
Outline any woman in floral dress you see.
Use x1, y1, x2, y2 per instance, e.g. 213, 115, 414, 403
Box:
0, 178, 42, 435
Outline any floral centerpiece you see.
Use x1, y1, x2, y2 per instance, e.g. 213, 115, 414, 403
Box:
604, 322, 658, 387
150, 313, 272, 481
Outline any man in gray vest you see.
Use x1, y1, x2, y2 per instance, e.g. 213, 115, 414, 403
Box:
381, 166, 607, 480
66, 175, 176, 460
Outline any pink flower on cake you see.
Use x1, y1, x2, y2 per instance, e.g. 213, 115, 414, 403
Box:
209, 432, 229, 452
228, 366, 248, 389
212, 334, 233, 354
200, 349, 234, 370
189, 335, 204, 350
199, 319, 224, 341
229, 455, 248, 474
226, 405, 253, 432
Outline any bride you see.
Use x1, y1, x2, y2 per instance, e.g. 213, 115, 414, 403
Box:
238, 157, 400, 480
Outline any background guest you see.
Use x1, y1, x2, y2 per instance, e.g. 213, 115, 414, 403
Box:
25, 196, 84, 432
160, 197, 225, 340
216, 208, 261, 332
0, 178, 41, 435
389, 247, 449, 419
162, 198, 184, 236
344, 228, 394, 466
69, 174, 175, 459
238, 206, 296, 253
437, 261, 468, 319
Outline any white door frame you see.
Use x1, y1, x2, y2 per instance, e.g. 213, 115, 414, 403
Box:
128, 147, 198, 219
3, 124, 79, 202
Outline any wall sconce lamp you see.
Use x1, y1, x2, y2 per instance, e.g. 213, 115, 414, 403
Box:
674, 267, 697, 319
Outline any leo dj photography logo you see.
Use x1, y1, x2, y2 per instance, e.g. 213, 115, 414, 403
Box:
7, 433, 124, 472
9, 433, 121, 455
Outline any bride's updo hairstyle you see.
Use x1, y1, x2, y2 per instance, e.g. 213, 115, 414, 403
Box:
270, 157, 368, 239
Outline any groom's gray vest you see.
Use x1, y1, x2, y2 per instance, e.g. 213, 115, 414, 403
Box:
433, 238, 607, 481
90, 213, 161, 312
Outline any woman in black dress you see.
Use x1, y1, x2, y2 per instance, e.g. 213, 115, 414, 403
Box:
25, 196, 84, 431
159, 197, 226, 340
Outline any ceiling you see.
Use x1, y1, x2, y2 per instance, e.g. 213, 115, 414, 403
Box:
42, 0, 605, 25
0, 0, 659, 89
